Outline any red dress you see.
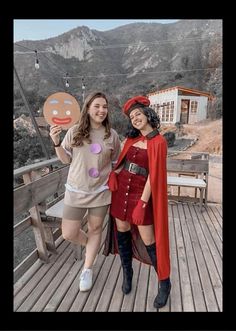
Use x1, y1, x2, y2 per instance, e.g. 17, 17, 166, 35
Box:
110, 145, 153, 225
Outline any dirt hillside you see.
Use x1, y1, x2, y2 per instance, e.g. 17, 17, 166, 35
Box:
161, 119, 222, 155
182, 119, 222, 155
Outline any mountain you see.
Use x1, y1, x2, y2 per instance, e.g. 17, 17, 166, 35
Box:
14, 19, 222, 118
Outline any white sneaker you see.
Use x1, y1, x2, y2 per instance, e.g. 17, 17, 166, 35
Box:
79, 268, 93, 292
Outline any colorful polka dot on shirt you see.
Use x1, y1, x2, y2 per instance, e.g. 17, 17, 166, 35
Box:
88, 167, 100, 178
90, 143, 102, 154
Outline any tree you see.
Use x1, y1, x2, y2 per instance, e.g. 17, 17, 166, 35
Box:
14, 127, 54, 169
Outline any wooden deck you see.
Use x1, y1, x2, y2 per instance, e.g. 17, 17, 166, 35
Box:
14, 201, 222, 312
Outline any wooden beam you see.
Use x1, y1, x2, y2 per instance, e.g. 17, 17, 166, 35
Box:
14, 216, 32, 237
167, 158, 209, 173
22, 173, 49, 262
14, 166, 69, 216
14, 157, 62, 178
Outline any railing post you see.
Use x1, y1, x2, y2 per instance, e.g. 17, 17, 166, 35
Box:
22, 172, 49, 262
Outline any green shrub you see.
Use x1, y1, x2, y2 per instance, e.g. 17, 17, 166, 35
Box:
163, 131, 176, 147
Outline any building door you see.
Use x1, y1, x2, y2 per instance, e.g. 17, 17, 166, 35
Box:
180, 99, 190, 124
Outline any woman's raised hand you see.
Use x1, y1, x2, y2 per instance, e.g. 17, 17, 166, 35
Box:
49, 125, 62, 145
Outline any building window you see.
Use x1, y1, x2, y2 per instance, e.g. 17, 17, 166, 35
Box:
161, 101, 174, 122
161, 103, 166, 122
191, 101, 198, 113
170, 101, 174, 122
151, 104, 160, 117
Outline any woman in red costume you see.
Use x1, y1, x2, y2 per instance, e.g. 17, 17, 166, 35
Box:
104, 95, 171, 309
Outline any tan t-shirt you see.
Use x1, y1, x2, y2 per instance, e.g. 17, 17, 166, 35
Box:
61, 124, 121, 207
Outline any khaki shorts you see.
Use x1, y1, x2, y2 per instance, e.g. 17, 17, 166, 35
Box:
63, 203, 109, 221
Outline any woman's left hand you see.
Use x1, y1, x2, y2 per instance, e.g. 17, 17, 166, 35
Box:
107, 171, 118, 191
132, 199, 147, 225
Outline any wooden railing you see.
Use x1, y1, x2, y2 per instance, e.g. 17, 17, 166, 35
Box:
14, 158, 69, 281
13, 151, 210, 281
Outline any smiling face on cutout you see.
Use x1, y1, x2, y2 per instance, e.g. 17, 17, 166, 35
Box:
43, 92, 80, 130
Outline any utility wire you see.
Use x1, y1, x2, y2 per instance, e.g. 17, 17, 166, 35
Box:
14, 44, 70, 84
14, 65, 51, 159
37, 53, 66, 90
64, 67, 222, 79
14, 55, 65, 91
14, 43, 34, 51
14, 36, 222, 80
14, 45, 69, 88
14, 50, 52, 54
14, 38, 222, 87
39, 52, 68, 76
14, 43, 67, 76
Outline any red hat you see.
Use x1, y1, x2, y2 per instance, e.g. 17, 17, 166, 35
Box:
123, 95, 150, 116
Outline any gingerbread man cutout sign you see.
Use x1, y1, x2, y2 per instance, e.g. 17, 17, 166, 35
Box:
43, 92, 80, 130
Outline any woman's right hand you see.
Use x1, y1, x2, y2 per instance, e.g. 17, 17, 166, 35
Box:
49, 125, 62, 145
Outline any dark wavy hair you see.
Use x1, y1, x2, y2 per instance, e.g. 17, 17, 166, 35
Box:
71, 91, 111, 146
125, 106, 160, 138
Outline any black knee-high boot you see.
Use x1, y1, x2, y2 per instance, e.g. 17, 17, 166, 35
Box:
145, 242, 171, 309
117, 230, 133, 294
154, 278, 171, 309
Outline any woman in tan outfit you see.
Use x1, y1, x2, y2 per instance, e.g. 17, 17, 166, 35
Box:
50, 91, 120, 291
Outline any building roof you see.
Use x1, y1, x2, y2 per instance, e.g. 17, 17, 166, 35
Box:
147, 86, 214, 100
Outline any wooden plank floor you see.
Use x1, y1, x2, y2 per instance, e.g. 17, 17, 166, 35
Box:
14, 202, 222, 312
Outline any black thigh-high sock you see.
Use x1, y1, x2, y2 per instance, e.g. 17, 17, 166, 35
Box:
145, 242, 157, 272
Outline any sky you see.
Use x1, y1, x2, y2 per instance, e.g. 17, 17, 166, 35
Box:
14, 19, 179, 42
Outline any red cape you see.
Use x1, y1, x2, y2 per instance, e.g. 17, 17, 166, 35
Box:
148, 134, 170, 280
104, 133, 170, 280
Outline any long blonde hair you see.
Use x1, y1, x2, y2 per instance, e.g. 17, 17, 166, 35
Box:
71, 91, 111, 147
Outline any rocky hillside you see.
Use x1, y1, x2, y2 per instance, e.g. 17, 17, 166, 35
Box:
14, 19, 222, 118
182, 119, 222, 155
162, 118, 222, 155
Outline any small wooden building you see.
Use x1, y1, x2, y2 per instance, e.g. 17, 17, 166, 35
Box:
147, 86, 214, 124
